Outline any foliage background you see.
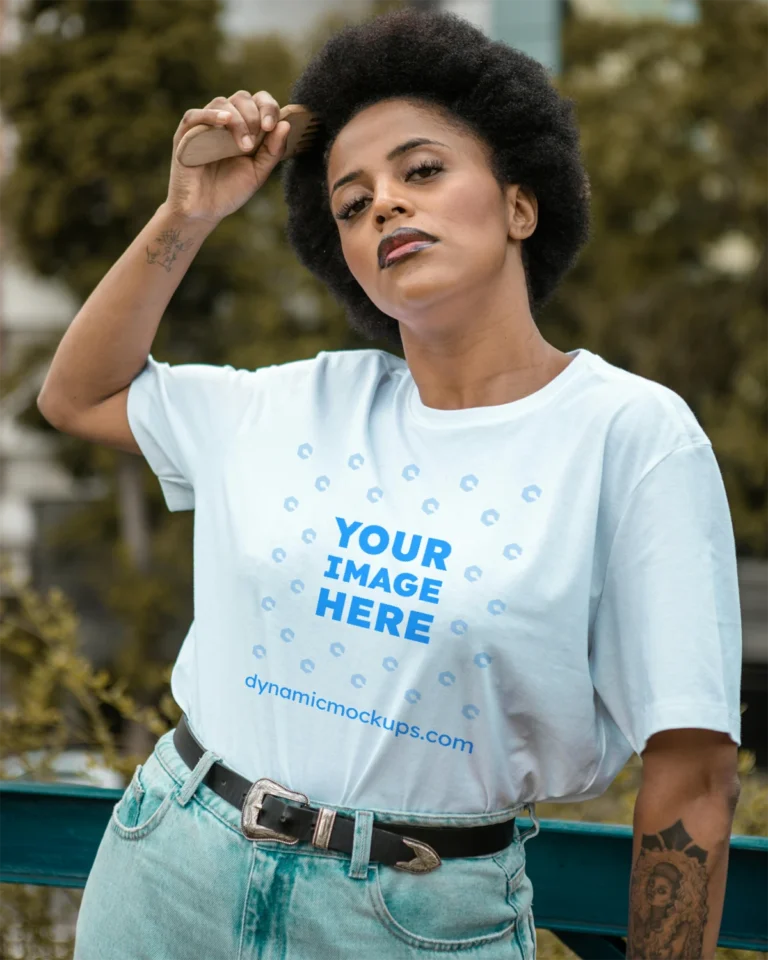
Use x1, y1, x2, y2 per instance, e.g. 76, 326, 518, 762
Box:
0, 0, 765, 956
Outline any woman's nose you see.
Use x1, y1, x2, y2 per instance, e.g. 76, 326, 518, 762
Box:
375, 207, 406, 224
371, 190, 412, 222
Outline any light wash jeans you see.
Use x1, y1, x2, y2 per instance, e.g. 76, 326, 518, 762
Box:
74, 727, 540, 959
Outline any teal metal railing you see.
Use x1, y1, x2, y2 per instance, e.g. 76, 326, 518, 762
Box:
1, 781, 766, 958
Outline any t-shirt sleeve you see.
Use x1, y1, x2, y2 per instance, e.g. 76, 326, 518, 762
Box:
590, 441, 742, 756
126, 354, 270, 512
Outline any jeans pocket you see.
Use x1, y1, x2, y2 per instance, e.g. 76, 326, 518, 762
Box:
110, 751, 177, 841
368, 837, 533, 951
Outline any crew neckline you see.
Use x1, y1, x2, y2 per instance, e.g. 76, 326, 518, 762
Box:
405, 348, 590, 427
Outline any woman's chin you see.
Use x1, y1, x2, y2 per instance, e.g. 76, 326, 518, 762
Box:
377, 267, 461, 314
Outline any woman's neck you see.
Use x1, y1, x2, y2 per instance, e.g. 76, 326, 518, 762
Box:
400, 295, 571, 412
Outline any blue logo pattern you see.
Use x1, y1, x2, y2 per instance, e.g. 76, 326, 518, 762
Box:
273, 446, 543, 723
252, 645, 266, 659
480, 509, 500, 526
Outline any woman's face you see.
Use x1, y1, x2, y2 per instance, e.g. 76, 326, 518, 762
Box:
326, 99, 535, 334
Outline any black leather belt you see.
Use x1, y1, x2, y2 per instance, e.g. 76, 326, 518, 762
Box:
173, 714, 515, 873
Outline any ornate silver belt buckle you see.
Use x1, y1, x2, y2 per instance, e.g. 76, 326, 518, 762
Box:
241, 777, 310, 843
393, 837, 442, 873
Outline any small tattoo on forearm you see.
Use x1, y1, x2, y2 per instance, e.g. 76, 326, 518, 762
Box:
628, 819, 709, 959
146, 229, 194, 272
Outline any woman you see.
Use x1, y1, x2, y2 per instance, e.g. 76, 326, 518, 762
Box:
38, 9, 741, 960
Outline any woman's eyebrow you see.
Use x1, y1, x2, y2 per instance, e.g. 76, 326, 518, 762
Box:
330, 138, 449, 197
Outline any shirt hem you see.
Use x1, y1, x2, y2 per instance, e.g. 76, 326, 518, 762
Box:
637, 700, 742, 755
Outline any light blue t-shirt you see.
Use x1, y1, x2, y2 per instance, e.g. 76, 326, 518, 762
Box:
126, 347, 741, 816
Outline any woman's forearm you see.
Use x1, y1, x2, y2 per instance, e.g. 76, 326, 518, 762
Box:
37, 203, 216, 421
627, 783, 739, 958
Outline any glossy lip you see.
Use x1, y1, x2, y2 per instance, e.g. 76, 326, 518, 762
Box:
378, 227, 439, 269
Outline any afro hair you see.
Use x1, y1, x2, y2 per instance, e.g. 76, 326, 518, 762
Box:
282, 7, 590, 350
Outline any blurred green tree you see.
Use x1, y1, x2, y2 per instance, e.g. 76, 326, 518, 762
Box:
548, 0, 766, 555
0, 0, 384, 755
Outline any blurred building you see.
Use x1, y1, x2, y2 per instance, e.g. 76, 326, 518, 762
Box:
444, 0, 563, 72
222, 0, 369, 38
574, 0, 698, 20
441, 0, 700, 73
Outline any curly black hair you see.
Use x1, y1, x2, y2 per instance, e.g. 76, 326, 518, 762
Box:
281, 7, 590, 350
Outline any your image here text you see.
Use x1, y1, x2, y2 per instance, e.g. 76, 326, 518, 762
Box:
312, 516, 454, 643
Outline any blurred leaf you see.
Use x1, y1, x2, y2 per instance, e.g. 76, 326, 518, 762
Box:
544, 0, 767, 555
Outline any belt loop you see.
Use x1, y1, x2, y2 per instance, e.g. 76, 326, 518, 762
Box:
348, 810, 374, 880
177, 748, 221, 807
518, 803, 541, 845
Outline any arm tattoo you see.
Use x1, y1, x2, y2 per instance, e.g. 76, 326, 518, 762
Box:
146, 229, 194, 272
627, 819, 709, 959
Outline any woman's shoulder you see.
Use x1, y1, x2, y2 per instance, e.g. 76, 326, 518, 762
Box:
254, 347, 405, 381
311, 347, 407, 374
240, 348, 408, 417
266, 348, 408, 400
578, 349, 710, 453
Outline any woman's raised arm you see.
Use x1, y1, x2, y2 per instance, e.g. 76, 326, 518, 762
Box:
37, 90, 290, 453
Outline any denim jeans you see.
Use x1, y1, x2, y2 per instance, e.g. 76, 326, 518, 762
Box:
74, 727, 540, 959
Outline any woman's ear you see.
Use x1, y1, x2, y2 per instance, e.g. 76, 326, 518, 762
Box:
506, 185, 538, 241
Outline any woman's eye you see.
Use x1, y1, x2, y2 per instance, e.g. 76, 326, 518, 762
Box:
335, 160, 444, 221
405, 161, 443, 180
335, 195, 366, 220
342, 197, 366, 219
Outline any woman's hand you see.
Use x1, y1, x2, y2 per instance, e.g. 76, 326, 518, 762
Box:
166, 89, 291, 225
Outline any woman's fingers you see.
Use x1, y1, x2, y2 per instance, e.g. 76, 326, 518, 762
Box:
252, 90, 281, 132
193, 95, 248, 149
264, 119, 291, 157
229, 90, 264, 150
176, 104, 232, 141
180, 91, 282, 154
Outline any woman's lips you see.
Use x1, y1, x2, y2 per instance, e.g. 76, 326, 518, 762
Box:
382, 240, 437, 268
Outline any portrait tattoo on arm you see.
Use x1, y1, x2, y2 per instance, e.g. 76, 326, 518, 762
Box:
146, 229, 194, 272
627, 819, 709, 959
